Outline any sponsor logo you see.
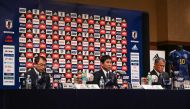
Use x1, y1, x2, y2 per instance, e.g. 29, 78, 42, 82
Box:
26, 43, 33, 48
132, 31, 138, 39
19, 57, 26, 63
66, 73, 72, 78
66, 64, 72, 69
89, 65, 94, 70
131, 45, 138, 51
19, 18, 26, 23
19, 67, 26, 72
65, 54, 72, 60
26, 62, 33, 68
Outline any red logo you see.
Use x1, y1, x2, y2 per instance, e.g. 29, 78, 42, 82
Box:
65, 17, 71, 22
53, 54, 59, 59
100, 20, 105, 25
52, 44, 59, 49
65, 45, 71, 50
52, 16, 59, 21
88, 19, 94, 24
112, 66, 117, 71
111, 39, 116, 44
89, 65, 94, 70
88, 28, 94, 34
65, 54, 72, 60
121, 22, 127, 28
39, 24, 46, 30
112, 56, 117, 62
122, 57, 127, 62
77, 55, 83, 60
26, 23, 33, 29
77, 36, 83, 42
66, 64, 72, 69
26, 14, 33, 19
26, 43, 33, 48
100, 47, 106, 52
122, 66, 128, 71
111, 48, 117, 53
66, 73, 72, 78
52, 35, 59, 40
122, 40, 127, 45
26, 52, 33, 58
77, 46, 83, 51
77, 28, 83, 32
77, 64, 83, 69
89, 46, 94, 51
122, 49, 127, 54
65, 26, 71, 31
53, 83, 58, 87
65, 36, 71, 41
40, 43, 46, 49
26, 62, 33, 68
26, 33, 33, 38
88, 37, 94, 42
52, 25, 59, 30
40, 53, 46, 58
40, 34, 46, 39
110, 22, 116, 26
89, 56, 95, 61
111, 30, 116, 36
53, 63, 60, 68
100, 29, 106, 34
122, 31, 127, 36
39, 15, 46, 20
77, 73, 82, 78
77, 18, 82, 23
100, 38, 106, 43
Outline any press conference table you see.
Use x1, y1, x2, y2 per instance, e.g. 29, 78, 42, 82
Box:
0, 89, 190, 109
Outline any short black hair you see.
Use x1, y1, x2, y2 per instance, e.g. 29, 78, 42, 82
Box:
154, 57, 166, 64
34, 56, 47, 64
100, 55, 112, 63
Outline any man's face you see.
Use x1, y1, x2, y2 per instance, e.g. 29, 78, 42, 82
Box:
102, 59, 112, 71
154, 60, 165, 73
35, 58, 46, 73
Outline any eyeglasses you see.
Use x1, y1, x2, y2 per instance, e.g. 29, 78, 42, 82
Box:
38, 64, 46, 67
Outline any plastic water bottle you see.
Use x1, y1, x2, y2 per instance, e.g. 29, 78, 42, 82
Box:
26, 75, 32, 89
99, 76, 105, 89
147, 72, 152, 85
82, 72, 87, 84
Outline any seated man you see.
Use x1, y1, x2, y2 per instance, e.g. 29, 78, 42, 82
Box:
25, 56, 50, 89
150, 57, 170, 86
88, 55, 118, 89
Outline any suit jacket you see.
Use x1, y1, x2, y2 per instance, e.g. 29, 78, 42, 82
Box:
26, 68, 50, 89
150, 69, 170, 86
90, 69, 118, 88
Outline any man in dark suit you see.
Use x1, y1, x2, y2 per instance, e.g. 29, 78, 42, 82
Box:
89, 55, 118, 89
150, 57, 170, 86
25, 56, 50, 89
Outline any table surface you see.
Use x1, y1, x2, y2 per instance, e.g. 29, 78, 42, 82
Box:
0, 89, 190, 109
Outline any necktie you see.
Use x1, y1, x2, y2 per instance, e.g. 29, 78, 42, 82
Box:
106, 72, 109, 79
158, 73, 163, 85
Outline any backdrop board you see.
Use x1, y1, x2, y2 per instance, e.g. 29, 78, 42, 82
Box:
0, 0, 148, 89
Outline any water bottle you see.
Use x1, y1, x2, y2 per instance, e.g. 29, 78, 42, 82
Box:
99, 76, 105, 89
82, 72, 87, 84
147, 72, 152, 85
26, 75, 32, 89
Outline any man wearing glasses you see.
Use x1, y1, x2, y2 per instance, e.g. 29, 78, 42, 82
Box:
26, 56, 50, 89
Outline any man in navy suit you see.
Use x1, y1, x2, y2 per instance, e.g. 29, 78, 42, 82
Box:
25, 56, 50, 89
90, 55, 118, 89
150, 57, 170, 86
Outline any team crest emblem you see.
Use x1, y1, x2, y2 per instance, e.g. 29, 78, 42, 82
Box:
5, 19, 13, 30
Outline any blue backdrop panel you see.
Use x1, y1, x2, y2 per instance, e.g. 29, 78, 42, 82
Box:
0, 0, 144, 89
